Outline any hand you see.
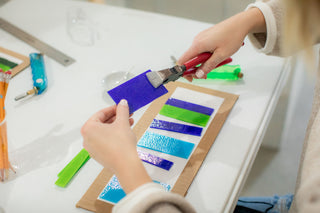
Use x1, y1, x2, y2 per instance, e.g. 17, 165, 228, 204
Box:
81, 99, 152, 193
178, 8, 266, 81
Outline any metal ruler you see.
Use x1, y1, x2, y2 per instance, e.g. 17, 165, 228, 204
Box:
0, 17, 76, 66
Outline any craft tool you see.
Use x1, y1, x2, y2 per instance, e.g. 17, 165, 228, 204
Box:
146, 52, 232, 88
14, 53, 48, 101
0, 17, 75, 66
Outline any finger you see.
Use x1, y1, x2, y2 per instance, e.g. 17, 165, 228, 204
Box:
177, 43, 202, 65
195, 50, 227, 79
115, 99, 130, 125
105, 115, 116, 124
183, 75, 193, 82
91, 105, 117, 123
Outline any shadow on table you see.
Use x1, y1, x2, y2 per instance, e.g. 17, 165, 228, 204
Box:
8, 124, 81, 181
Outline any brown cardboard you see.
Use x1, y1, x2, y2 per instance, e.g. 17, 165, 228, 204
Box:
0, 46, 29, 77
77, 81, 239, 212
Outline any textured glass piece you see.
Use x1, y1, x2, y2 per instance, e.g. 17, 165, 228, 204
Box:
107, 70, 168, 114
137, 150, 173, 171
159, 105, 210, 127
165, 98, 214, 116
99, 175, 171, 204
137, 131, 195, 159
153, 180, 171, 191
150, 119, 203, 136
98, 175, 126, 204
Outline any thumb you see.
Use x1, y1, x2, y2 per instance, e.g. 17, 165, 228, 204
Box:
116, 99, 130, 125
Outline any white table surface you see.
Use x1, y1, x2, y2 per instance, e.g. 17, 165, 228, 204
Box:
0, 0, 289, 212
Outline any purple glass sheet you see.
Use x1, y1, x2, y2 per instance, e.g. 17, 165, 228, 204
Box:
137, 150, 173, 171
150, 119, 203, 136
165, 98, 214, 116
107, 70, 168, 114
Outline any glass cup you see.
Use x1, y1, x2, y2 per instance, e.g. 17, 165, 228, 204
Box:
67, 7, 95, 46
0, 118, 15, 182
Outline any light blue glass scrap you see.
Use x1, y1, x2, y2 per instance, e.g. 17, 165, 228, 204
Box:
98, 175, 126, 204
99, 175, 171, 204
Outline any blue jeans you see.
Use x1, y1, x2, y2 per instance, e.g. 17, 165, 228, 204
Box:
235, 194, 294, 213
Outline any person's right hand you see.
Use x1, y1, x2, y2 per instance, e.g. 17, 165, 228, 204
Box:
178, 8, 266, 81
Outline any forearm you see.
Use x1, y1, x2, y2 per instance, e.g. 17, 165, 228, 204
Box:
245, 8, 267, 34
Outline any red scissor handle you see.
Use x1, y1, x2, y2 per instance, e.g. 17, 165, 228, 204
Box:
183, 52, 232, 76
182, 42, 244, 76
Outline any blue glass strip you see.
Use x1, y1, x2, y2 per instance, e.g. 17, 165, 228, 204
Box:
165, 98, 214, 116
150, 119, 203, 136
107, 70, 168, 114
137, 131, 195, 159
99, 175, 171, 204
138, 150, 173, 171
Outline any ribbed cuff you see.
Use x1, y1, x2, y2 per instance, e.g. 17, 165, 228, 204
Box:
246, 2, 277, 54
113, 182, 165, 213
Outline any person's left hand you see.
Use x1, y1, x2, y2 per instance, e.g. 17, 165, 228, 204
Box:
81, 100, 136, 173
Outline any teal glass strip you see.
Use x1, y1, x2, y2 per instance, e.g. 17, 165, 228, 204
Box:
137, 131, 195, 159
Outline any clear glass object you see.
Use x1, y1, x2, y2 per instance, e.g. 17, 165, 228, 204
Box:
101, 70, 135, 103
67, 7, 95, 46
0, 117, 15, 182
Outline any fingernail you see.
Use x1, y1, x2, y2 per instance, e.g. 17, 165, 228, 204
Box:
195, 69, 205, 78
119, 99, 128, 106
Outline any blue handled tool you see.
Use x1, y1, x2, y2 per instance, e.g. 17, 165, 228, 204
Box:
15, 53, 48, 101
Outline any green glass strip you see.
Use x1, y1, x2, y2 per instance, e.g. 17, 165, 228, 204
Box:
207, 65, 241, 80
0, 57, 18, 68
159, 105, 210, 127
55, 149, 90, 187
0, 64, 11, 71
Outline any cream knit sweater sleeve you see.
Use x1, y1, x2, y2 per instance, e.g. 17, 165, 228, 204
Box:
246, 0, 284, 56
112, 182, 196, 213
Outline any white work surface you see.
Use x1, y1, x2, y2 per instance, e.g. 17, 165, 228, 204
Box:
0, 0, 289, 212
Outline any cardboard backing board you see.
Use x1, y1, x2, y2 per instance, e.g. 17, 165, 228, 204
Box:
76, 81, 239, 212
0, 46, 29, 77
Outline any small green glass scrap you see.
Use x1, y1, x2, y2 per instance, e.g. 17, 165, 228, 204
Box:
55, 149, 90, 188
